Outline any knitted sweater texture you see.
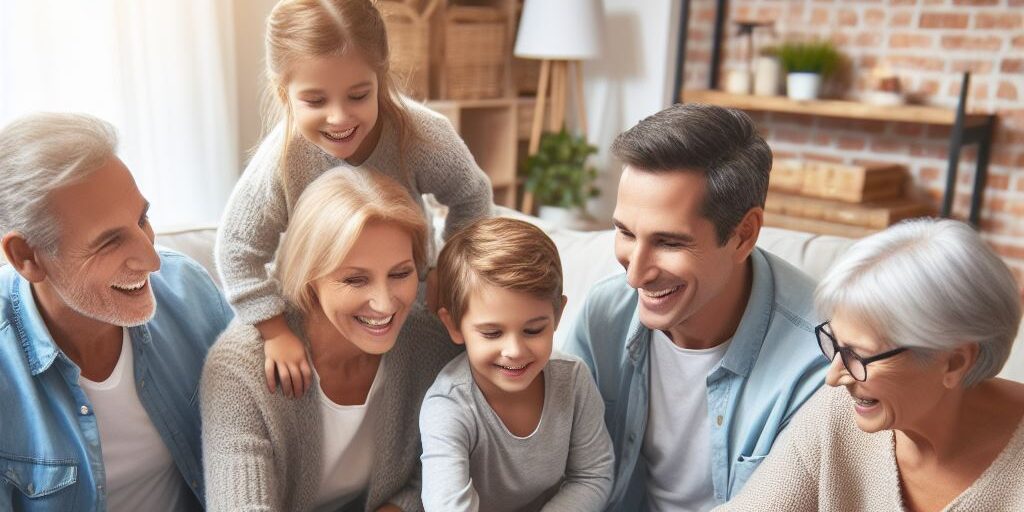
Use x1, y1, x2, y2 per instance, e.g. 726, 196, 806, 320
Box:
215, 100, 493, 324
200, 304, 461, 512
715, 385, 1024, 512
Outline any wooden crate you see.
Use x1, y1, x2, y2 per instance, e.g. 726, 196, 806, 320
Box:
769, 159, 804, 193
802, 161, 906, 203
766, 192, 934, 229
769, 159, 907, 203
764, 211, 879, 238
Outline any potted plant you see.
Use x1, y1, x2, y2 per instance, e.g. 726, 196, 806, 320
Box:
522, 129, 600, 226
777, 39, 841, 100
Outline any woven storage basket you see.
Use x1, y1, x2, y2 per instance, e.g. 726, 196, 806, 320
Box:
379, 1, 429, 100
444, 6, 506, 99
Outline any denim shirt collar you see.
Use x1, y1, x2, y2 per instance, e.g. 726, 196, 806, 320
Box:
623, 247, 775, 377
10, 274, 60, 376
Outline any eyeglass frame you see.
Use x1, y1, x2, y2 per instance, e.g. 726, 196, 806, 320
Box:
814, 321, 907, 381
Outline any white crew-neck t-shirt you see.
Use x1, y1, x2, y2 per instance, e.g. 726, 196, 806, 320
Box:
643, 330, 731, 512
79, 329, 192, 512
310, 359, 385, 512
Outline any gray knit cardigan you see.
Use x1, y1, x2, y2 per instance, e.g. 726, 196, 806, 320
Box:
200, 304, 461, 512
215, 100, 494, 326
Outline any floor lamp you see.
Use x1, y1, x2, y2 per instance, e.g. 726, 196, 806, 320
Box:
514, 0, 604, 214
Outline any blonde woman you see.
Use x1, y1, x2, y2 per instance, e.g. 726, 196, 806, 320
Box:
202, 168, 460, 512
716, 218, 1024, 511
215, 0, 491, 399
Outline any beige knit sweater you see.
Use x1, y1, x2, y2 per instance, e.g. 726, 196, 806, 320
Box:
715, 386, 1024, 512
215, 100, 494, 325
200, 304, 461, 512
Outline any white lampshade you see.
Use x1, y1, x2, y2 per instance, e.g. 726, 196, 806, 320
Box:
514, 0, 605, 60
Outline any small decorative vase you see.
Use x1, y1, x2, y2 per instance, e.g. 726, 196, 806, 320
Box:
786, 72, 821, 100
724, 69, 752, 95
753, 56, 782, 96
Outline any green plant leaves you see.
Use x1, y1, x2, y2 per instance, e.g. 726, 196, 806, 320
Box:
521, 129, 600, 209
777, 40, 841, 77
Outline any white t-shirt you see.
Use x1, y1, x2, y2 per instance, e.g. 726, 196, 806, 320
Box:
79, 329, 192, 512
310, 360, 384, 512
643, 330, 731, 512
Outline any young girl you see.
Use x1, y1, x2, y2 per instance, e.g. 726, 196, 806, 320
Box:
216, 0, 492, 397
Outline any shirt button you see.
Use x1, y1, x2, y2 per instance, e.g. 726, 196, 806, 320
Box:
716, 415, 724, 426
80, 405, 90, 415
628, 433, 636, 443
191, 480, 198, 488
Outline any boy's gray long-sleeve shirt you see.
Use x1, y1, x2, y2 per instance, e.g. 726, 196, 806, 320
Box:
419, 352, 614, 512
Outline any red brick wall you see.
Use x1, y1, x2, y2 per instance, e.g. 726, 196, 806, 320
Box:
683, 0, 1024, 280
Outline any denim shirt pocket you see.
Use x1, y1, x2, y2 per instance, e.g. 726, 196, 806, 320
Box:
0, 453, 78, 504
730, 454, 767, 497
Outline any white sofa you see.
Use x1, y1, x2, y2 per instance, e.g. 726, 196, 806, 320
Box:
153, 209, 1024, 383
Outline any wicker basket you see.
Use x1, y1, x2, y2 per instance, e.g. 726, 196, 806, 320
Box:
444, 6, 506, 99
379, 1, 429, 100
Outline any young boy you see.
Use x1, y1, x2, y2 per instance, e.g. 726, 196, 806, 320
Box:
420, 217, 614, 512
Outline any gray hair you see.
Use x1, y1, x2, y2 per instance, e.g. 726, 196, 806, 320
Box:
611, 103, 772, 245
0, 112, 118, 251
815, 218, 1021, 387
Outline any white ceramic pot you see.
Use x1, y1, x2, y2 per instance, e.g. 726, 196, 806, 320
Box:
753, 57, 782, 96
786, 72, 821, 101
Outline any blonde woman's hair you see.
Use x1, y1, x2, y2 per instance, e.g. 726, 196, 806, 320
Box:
263, 0, 415, 202
437, 217, 564, 326
277, 167, 427, 314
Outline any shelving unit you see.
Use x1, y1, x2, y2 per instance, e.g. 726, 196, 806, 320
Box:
681, 73, 996, 226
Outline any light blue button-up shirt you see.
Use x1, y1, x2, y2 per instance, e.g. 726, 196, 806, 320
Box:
564, 247, 828, 511
0, 249, 232, 511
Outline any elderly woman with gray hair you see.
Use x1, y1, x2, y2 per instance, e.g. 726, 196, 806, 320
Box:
716, 218, 1024, 511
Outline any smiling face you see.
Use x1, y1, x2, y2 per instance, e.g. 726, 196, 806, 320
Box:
443, 283, 564, 400
612, 165, 751, 344
37, 156, 160, 327
824, 310, 950, 434
286, 51, 381, 163
309, 221, 419, 355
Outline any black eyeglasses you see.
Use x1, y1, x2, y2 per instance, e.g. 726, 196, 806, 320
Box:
815, 321, 907, 381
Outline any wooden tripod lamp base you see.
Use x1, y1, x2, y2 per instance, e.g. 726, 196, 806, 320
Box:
521, 59, 589, 214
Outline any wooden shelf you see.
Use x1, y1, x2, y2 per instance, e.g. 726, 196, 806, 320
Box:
682, 89, 990, 128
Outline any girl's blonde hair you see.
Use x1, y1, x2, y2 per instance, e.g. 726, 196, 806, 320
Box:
277, 167, 427, 314
263, 0, 414, 203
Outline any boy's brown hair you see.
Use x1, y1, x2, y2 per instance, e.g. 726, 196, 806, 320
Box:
437, 217, 563, 326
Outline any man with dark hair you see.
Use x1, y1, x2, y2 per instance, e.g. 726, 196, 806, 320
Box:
565, 104, 828, 511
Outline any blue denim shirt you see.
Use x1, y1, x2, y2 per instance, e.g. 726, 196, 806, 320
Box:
564, 248, 828, 511
0, 249, 232, 511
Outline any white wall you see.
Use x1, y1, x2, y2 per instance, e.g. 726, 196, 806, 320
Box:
580, 0, 682, 222
232, 0, 277, 170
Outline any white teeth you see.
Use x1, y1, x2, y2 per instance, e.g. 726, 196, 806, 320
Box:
851, 395, 878, 406
641, 286, 678, 298
324, 127, 355, 140
498, 363, 527, 371
112, 280, 146, 291
357, 314, 393, 327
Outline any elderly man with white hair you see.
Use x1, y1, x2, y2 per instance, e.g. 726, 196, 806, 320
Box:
0, 113, 232, 510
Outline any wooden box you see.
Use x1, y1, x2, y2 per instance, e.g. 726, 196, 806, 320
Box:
769, 159, 804, 193
766, 192, 934, 229
801, 161, 906, 203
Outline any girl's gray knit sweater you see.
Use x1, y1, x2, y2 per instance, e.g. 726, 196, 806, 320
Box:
215, 101, 493, 324
200, 303, 461, 512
